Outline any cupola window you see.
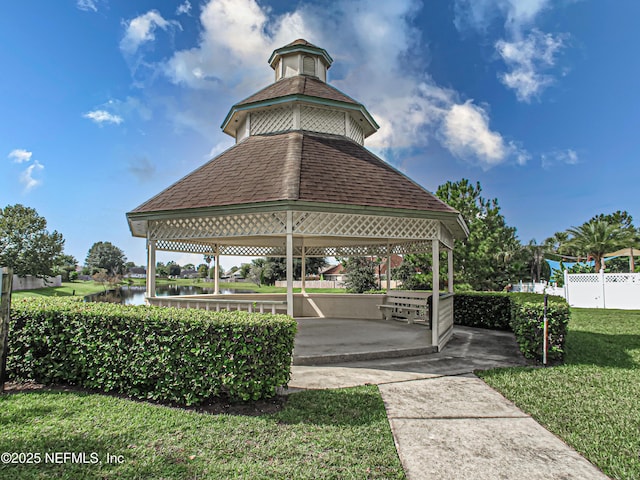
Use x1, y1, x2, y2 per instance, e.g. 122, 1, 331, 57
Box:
302, 56, 316, 76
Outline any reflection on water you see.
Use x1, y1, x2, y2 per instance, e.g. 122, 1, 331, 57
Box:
85, 285, 256, 306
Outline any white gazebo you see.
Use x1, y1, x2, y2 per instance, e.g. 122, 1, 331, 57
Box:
126, 39, 468, 350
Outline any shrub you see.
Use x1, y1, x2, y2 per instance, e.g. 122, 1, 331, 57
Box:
454, 292, 512, 330
7, 297, 297, 405
510, 295, 570, 363
453, 292, 570, 362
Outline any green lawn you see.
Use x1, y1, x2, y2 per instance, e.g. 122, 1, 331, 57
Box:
13, 279, 346, 300
11, 281, 109, 299
0, 386, 404, 480
479, 308, 640, 480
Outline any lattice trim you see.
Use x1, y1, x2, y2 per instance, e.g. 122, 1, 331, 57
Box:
250, 107, 293, 135
156, 240, 217, 255
605, 273, 640, 283
220, 245, 287, 257
301, 106, 345, 135
567, 274, 599, 283
293, 211, 439, 239
347, 116, 364, 145
150, 212, 288, 240
154, 239, 437, 257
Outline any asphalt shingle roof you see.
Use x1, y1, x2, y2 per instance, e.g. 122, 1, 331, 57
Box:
235, 76, 359, 107
130, 131, 456, 215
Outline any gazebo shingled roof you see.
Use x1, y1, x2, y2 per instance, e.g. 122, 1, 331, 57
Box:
130, 131, 457, 220
126, 39, 468, 344
234, 76, 359, 108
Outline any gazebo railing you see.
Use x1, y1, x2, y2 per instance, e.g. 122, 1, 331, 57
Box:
437, 293, 454, 346
147, 296, 287, 314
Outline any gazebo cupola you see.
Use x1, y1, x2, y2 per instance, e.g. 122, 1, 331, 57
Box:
268, 39, 333, 82
221, 39, 378, 145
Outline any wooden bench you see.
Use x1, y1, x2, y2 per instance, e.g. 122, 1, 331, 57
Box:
377, 291, 430, 325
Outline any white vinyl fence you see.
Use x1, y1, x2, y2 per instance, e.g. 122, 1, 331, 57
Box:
564, 271, 640, 310
512, 281, 565, 298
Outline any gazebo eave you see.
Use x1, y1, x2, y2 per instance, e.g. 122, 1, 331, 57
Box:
221, 95, 380, 138
126, 199, 468, 241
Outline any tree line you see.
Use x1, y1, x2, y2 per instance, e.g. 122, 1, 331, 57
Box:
344, 179, 640, 292
3, 188, 638, 293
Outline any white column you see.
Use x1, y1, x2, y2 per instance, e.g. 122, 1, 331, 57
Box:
431, 240, 440, 349
146, 239, 156, 299
214, 244, 220, 295
301, 241, 306, 294
286, 211, 294, 316
386, 243, 392, 292
448, 249, 454, 294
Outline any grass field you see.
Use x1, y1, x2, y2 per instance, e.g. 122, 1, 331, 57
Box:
0, 386, 404, 480
479, 308, 640, 480
12, 279, 346, 300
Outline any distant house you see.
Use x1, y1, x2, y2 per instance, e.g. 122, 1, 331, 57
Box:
126, 266, 147, 279
180, 269, 199, 279
321, 255, 403, 284
320, 264, 346, 283
374, 254, 403, 279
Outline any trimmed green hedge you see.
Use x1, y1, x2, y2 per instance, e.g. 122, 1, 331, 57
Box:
454, 292, 569, 362
7, 297, 297, 405
510, 296, 570, 363
454, 292, 512, 330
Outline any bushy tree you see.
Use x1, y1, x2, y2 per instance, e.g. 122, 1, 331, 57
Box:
0, 204, 65, 278
436, 179, 523, 290
85, 241, 126, 276
156, 262, 169, 277
56, 254, 78, 282
392, 254, 432, 290
166, 261, 181, 277
343, 257, 377, 293
197, 264, 208, 278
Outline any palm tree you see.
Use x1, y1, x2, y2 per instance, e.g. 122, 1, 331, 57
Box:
566, 220, 633, 272
527, 239, 545, 283
544, 231, 570, 255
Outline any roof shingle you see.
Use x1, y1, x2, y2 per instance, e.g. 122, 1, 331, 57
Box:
235, 76, 359, 107
129, 131, 456, 215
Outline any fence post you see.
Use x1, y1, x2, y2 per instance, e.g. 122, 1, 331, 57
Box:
563, 270, 569, 304
0, 267, 13, 393
600, 269, 606, 309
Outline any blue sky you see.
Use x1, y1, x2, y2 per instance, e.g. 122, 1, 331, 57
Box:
2, 0, 639, 268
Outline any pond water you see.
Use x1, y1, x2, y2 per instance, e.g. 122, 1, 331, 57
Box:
85, 285, 256, 306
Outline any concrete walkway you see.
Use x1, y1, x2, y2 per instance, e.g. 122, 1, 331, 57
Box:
289, 323, 609, 480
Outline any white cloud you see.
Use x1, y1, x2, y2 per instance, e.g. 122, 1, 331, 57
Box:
496, 30, 565, 102
120, 10, 180, 55
83, 110, 124, 125
20, 160, 44, 192
454, 0, 566, 102
454, 0, 550, 36
8, 149, 33, 163
176, 1, 192, 15
76, 0, 98, 12
107, 97, 152, 121
128, 0, 526, 168
440, 101, 526, 169
541, 148, 579, 168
